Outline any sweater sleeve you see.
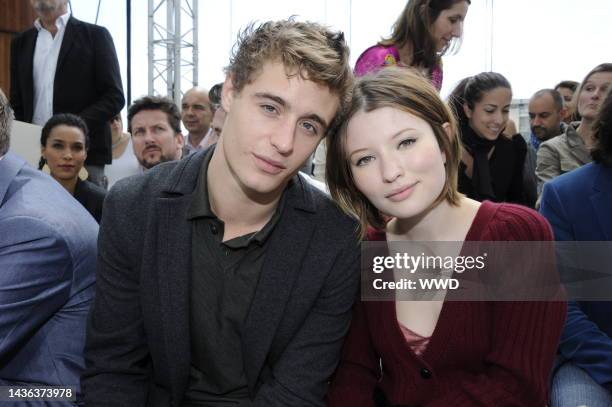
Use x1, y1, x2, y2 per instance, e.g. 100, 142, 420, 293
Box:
327, 301, 381, 407
426, 205, 567, 406
354, 45, 399, 77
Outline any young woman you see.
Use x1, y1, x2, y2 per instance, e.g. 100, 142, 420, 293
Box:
326, 67, 566, 406
354, 0, 470, 90
536, 63, 612, 196
39, 113, 106, 223
449, 72, 527, 204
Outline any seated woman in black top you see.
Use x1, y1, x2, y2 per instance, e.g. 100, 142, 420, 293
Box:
449, 73, 526, 204
39, 114, 106, 223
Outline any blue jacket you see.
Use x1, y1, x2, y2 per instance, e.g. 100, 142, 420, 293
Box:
0, 152, 98, 400
540, 162, 612, 386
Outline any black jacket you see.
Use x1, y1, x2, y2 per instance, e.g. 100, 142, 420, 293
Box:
82, 150, 361, 406
10, 16, 125, 165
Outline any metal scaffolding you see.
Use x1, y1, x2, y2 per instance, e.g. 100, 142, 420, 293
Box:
148, 0, 198, 102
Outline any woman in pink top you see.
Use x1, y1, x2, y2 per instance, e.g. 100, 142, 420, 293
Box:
325, 67, 566, 406
354, 0, 470, 90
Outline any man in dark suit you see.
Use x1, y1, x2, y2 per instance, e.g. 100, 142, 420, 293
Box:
0, 89, 98, 403
10, 0, 125, 187
83, 20, 358, 406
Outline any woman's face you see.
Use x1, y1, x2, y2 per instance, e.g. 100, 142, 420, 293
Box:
464, 86, 512, 140
577, 71, 612, 120
346, 106, 448, 220
430, 1, 470, 52
41, 124, 87, 182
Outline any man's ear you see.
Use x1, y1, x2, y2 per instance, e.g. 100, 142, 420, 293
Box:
462, 103, 472, 119
221, 74, 235, 113
175, 131, 185, 149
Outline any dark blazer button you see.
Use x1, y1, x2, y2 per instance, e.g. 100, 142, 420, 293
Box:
210, 224, 218, 234
420, 367, 432, 379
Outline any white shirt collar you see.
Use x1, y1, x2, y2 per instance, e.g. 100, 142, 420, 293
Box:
34, 12, 70, 32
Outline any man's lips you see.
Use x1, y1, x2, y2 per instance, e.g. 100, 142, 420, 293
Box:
253, 153, 287, 174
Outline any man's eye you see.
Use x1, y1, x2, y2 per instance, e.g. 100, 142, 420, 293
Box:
301, 121, 318, 135
261, 104, 278, 114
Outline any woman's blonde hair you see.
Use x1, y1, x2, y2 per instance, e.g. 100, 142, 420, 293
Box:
326, 67, 462, 238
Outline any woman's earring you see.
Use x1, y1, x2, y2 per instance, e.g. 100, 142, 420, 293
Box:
78, 166, 89, 181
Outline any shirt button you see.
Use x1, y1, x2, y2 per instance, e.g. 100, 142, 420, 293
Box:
420, 368, 432, 379
210, 224, 218, 235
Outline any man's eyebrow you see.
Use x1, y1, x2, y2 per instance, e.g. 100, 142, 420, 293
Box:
255, 92, 287, 108
255, 92, 329, 129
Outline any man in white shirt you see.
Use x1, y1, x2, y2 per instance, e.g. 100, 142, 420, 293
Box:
181, 87, 213, 154
10, 0, 125, 188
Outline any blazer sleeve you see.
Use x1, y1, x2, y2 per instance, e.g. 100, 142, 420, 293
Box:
78, 26, 125, 123
536, 141, 561, 199
9, 36, 25, 121
0, 217, 72, 361
82, 184, 150, 406
540, 182, 612, 386
252, 239, 361, 407
326, 301, 381, 407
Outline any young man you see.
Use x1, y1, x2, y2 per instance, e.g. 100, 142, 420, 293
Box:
83, 20, 358, 406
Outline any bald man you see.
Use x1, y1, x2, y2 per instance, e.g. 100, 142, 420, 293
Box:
181, 87, 213, 154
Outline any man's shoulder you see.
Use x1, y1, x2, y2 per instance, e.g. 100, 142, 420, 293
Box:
294, 176, 358, 237
67, 16, 110, 36
11, 26, 37, 45
0, 162, 98, 245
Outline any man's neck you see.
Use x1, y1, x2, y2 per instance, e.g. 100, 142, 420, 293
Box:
187, 129, 208, 148
207, 145, 284, 241
38, 7, 67, 36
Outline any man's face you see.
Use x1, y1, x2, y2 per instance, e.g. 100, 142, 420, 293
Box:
30, 0, 66, 14
529, 94, 563, 141
181, 89, 212, 136
216, 61, 339, 197
131, 109, 184, 169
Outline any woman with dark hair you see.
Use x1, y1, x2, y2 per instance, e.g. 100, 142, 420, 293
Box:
39, 113, 106, 223
326, 67, 565, 406
536, 63, 612, 196
448, 72, 527, 204
539, 89, 612, 407
354, 0, 470, 90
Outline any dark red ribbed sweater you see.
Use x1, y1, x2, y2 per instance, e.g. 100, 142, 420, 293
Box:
327, 201, 567, 407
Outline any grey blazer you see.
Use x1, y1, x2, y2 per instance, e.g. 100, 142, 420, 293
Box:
535, 123, 592, 198
82, 150, 360, 406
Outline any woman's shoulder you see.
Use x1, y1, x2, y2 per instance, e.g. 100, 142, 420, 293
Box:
471, 201, 553, 241
354, 44, 400, 77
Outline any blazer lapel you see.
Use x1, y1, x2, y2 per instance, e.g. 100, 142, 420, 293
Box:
242, 180, 317, 392
56, 17, 76, 71
22, 30, 37, 119
590, 165, 612, 240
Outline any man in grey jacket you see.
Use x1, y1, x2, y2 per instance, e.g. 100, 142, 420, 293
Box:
83, 19, 359, 406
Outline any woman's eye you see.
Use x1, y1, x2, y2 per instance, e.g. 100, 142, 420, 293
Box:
355, 156, 374, 167
398, 138, 415, 148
